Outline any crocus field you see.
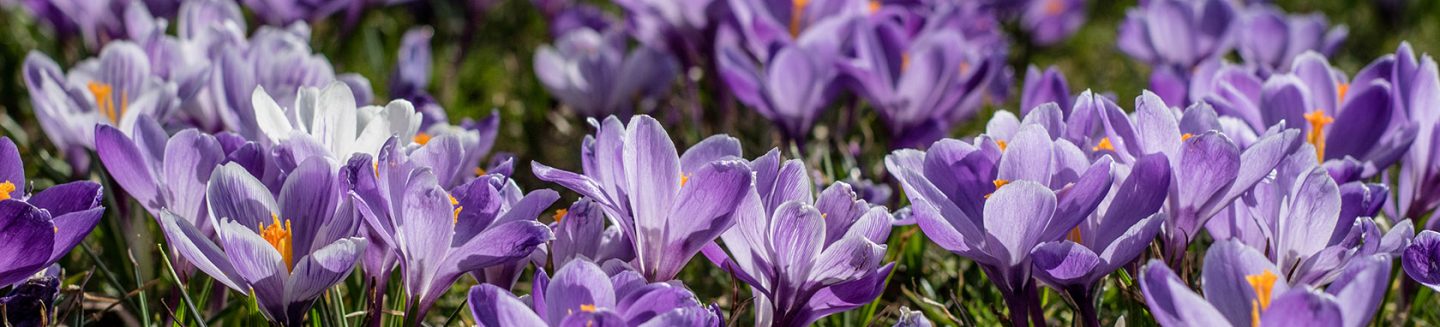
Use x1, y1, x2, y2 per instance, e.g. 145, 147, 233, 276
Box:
4, 0, 1440, 325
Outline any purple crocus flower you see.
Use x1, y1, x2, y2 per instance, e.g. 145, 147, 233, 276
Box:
1020, 0, 1085, 46
0, 268, 61, 326
467, 258, 722, 326
212, 24, 374, 140
1390, 43, 1440, 225
725, 0, 865, 59
533, 115, 754, 282
1117, 0, 1237, 105
23, 41, 180, 171
886, 112, 1115, 325
1235, 5, 1347, 76
550, 198, 636, 268
616, 0, 718, 51
1404, 231, 1440, 291
533, 27, 679, 118
1019, 65, 1072, 117
0, 137, 105, 288
15, 0, 129, 48
357, 154, 555, 319
1065, 91, 1301, 261
1140, 240, 1392, 327
157, 160, 364, 325
390, 27, 450, 129
844, 18, 998, 148
718, 29, 844, 143
705, 150, 894, 326
240, 0, 352, 26
1198, 52, 1411, 178
1030, 152, 1170, 326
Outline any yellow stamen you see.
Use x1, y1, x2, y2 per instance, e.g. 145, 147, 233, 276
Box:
790, 0, 809, 38
1303, 110, 1335, 162
680, 173, 690, 187
259, 213, 294, 272
900, 53, 911, 72
1043, 0, 1064, 15
579, 304, 597, 313
1245, 269, 1278, 327
868, 0, 881, 13
0, 181, 15, 201
373, 161, 380, 178
413, 132, 432, 145
959, 62, 972, 75
985, 179, 1009, 199
1181, 133, 1193, 142
450, 194, 463, 224
996, 139, 1008, 151
1337, 83, 1349, 102
1067, 227, 1082, 243
1091, 137, 1115, 152
86, 81, 127, 124
553, 209, 569, 223
475, 167, 487, 176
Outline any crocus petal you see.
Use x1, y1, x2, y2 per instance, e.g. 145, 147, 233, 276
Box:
157, 211, 244, 291
27, 181, 102, 217
1325, 80, 1392, 161
653, 159, 752, 281
95, 125, 159, 209
1325, 255, 1389, 327
441, 220, 552, 275
47, 207, 104, 265
1031, 241, 1101, 286
1201, 240, 1289, 327
162, 130, 226, 221
217, 220, 288, 319
624, 115, 682, 245
206, 163, 279, 230
1139, 260, 1230, 326
997, 125, 1054, 185
278, 158, 341, 254
0, 201, 55, 287
469, 284, 548, 326
770, 201, 825, 289
544, 260, 617, 325
1174, 131, 1240, 237
983, 180, 1057, 267
1403, 230, 1440, 287
284, 237, 364, 308
1259, 289, 1343, 327
0, 138, 23, 188
680, 135, 742, 174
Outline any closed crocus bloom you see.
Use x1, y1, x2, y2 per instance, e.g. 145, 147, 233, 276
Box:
212, 23, 373, 139
719, 37, 843, 144
1031, 152, 1170, 327
533, 115, 754, 282
23, 42, 180, 171
705, 150, 894, 326
390, 27, 449, 129
0, 137, 106, 288
1117, 0, 1237, 105
616, 0, 717, 51
1020, 65, 1072, 117
1140, 240, 1392, 327
16, 0, 128, 49
1021, 0, 1085, 46
157, 160, 364, 325
468, 259, 722, 326
1404, 231, 1440, 291
1236, 5, 1346, 75
358, 156, 555, 319
1390, 43, 1440, 225
251, 82, 420, 162
533, 27, 679, 118
845, 20, 997, 148
887, 114, 1115, 326
726, 0, 866, 58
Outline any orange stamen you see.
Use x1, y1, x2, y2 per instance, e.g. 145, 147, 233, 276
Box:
1181, 133, 1193, 142
1091, 137, 1115, 152
1245, 269, 1278, 327
996, 139, 1008, 151
790, 0, 809, 38
1304, 110, 1335, 162
260, 214, 294, 272
413, 132, 432, 145
0, 181, 14, 201
553, 209, 569, 223
985, 179, 1009, 199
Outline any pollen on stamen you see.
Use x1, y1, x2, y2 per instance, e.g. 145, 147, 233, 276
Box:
1091, 137, 1115, 152
996, 139, 1008, 151
1303, 110, 1335, 162
413, 132, 433, 145
580, 304, 597, 313
553, 209, 569, 223
260, 213, 295, 272
789, 0, 810, 38
868, 0, 880, 13
450, 194, 463, 224
985, 179, 1009, 199
680, 173, 691, 187
1181, 133, 1193, 142
1245, 269, 1278, 327
0, 180, 15, 201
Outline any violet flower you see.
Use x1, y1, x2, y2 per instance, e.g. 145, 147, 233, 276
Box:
23, 41, 180, 171
156, 159, 364, 325
845, 18, 997, 148
1214, 52, 1413, 179
467, 258, 722, 326
550, 198, 635, 268
0, 269, 60, 326
718, 34, 843, 144
212, 23, 374, 140
241, 0, 352, 26
1020, 0, 1085, 46
706, 150, 895, 326
1117, 0, 1237, 105
390, 27, 449, 129
533, 27, 679, 118
1030, 152, 1171, 327
1019, 65, 1072, 117
1403, 230, 1440, 291
887, 113, 1115, 325
532, 115, 754, 282
0, 137, 105, 288
357, 156, 555, 319
1390, 43, 1440, 225
1235, 5, 1347, 76
1140, 240, 1392, 327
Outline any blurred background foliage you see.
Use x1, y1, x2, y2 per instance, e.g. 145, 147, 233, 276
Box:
3, 0, 1440, 325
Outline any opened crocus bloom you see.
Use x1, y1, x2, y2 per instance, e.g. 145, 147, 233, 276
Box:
0, 137, 106, 289
706, 149, 894, 326
157, 160, 364, 325
533, 115, 753, 282
1141, 240, 1391, 327
467, 258, 721, 326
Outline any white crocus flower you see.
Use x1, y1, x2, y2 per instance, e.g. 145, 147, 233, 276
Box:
253, 81, 421, 160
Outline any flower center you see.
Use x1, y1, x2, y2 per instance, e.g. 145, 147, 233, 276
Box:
260, 214, 294, 272
996, 139, 1008, 151
475, 167, 487, 176
1067, 227, 1082, 243
1091, 137, 1115, 152
87, 81, 127, 124
868, 0, 880, 13
1181, 133, 1193, 142
985, 179, 1009, 199
790, 0, 809, 38
1246, 269, 1278, 327
0, 181, 15, 201
450, 194, 463, 224
1337, 83, 1349, 103
553, 209, 568, 223
1303, 110, 1334, 162
680, 173, 690, 187
413, 132, 432, 145
1043, 0, 1064, 15
580, 304, 597, 313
